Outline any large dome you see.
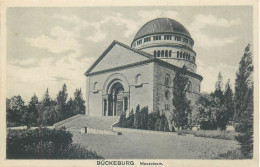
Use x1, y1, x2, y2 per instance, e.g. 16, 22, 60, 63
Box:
131, 17, 197, 73
134, 18, 191, 40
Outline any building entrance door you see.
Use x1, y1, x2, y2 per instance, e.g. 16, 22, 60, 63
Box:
107, 82, 125, 116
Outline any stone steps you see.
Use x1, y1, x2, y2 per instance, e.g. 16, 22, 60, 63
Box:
55, 115, 120, 131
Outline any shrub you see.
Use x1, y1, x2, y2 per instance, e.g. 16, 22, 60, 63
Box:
216, 149, 246, 159
6, 127, 103, 159
119, 111, 127, 128
118, 106, 170, 132
126, 109, 135, 128
140, 106, 149, 129
134, 105, 141, 129
147, 111, 159, 130
60, 144, 103, 159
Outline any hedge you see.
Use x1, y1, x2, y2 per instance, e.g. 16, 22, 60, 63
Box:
7, 127, 103, 159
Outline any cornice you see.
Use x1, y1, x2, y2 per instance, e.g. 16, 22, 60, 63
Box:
85, 57, 203, 81
85, 59, 154, 77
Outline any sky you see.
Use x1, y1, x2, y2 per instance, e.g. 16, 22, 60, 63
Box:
6, 6, 253, 103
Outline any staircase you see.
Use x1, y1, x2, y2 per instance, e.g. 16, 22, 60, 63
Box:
54, 115, 120, 132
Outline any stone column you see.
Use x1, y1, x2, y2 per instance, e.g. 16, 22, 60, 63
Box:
113, 95, 117, 116
108, 94, 113, 116
104, 99, 107, 116
102, 95, 108, 116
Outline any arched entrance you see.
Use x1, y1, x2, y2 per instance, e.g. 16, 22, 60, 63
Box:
102, 73, 130, 117
103, 81, 129, 116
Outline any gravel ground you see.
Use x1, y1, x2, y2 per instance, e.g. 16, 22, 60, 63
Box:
72, 130, 239, 159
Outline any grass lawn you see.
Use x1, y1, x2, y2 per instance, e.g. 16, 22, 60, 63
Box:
71, 130, 239, 159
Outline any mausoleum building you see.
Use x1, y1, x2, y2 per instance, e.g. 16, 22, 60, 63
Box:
85, 18, 203, 117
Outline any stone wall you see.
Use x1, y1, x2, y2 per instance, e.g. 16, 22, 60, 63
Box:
81, 127, 118, 135
113, 126, 178, 136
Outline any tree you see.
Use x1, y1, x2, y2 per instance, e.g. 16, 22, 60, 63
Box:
213, 72, 223, 97
234, 43, 253, 158
6, 96, 26, 126
154, 114, 161, 131
56, 84, 68, 120
213, 97, 228, 130
211, 72, 224, 104
37, 89, 58, 126
41, 104, 59, 126
140, 106, 149, 129
25, 93, 39, 126
192, 94, 217, 130
73, 88, 85, 115
162, 114, 170, 132
211, 73, 229, 130
147, 111, 159, 130
64, 88, 85, 118
224, 79, 235, 120
192, 93, 229, 130
158, 113, 170, 131
127, 109, 135, 128
66, 98, 74, 117
172, 67, 191, 129
119, 111, 127, 128
37, 89, 50, 125
134, 104, 141, 129
42, 89, 51, 107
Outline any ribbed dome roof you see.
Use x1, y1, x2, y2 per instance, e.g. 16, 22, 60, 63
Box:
134, 18, 191, 40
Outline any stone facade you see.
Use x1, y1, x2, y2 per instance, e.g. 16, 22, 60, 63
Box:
86, 60, 154, 117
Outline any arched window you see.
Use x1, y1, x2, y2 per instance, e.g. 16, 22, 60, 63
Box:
180, 52, 183, 58
153, 36, 161, 40
165, 90, 170, 100
187, 81, 192, 92
157, 50, 160, 57
165, 74, 170, 86
94, 82, 98, 91
135, 74, 142, 85
177, 51, 179, 58
169, 50, 172, 57
154, 50, 156, 57
161, 50, 164, 57
144, 37, 151, 43
137, 39, 142, 45
165, 50, 168, 57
